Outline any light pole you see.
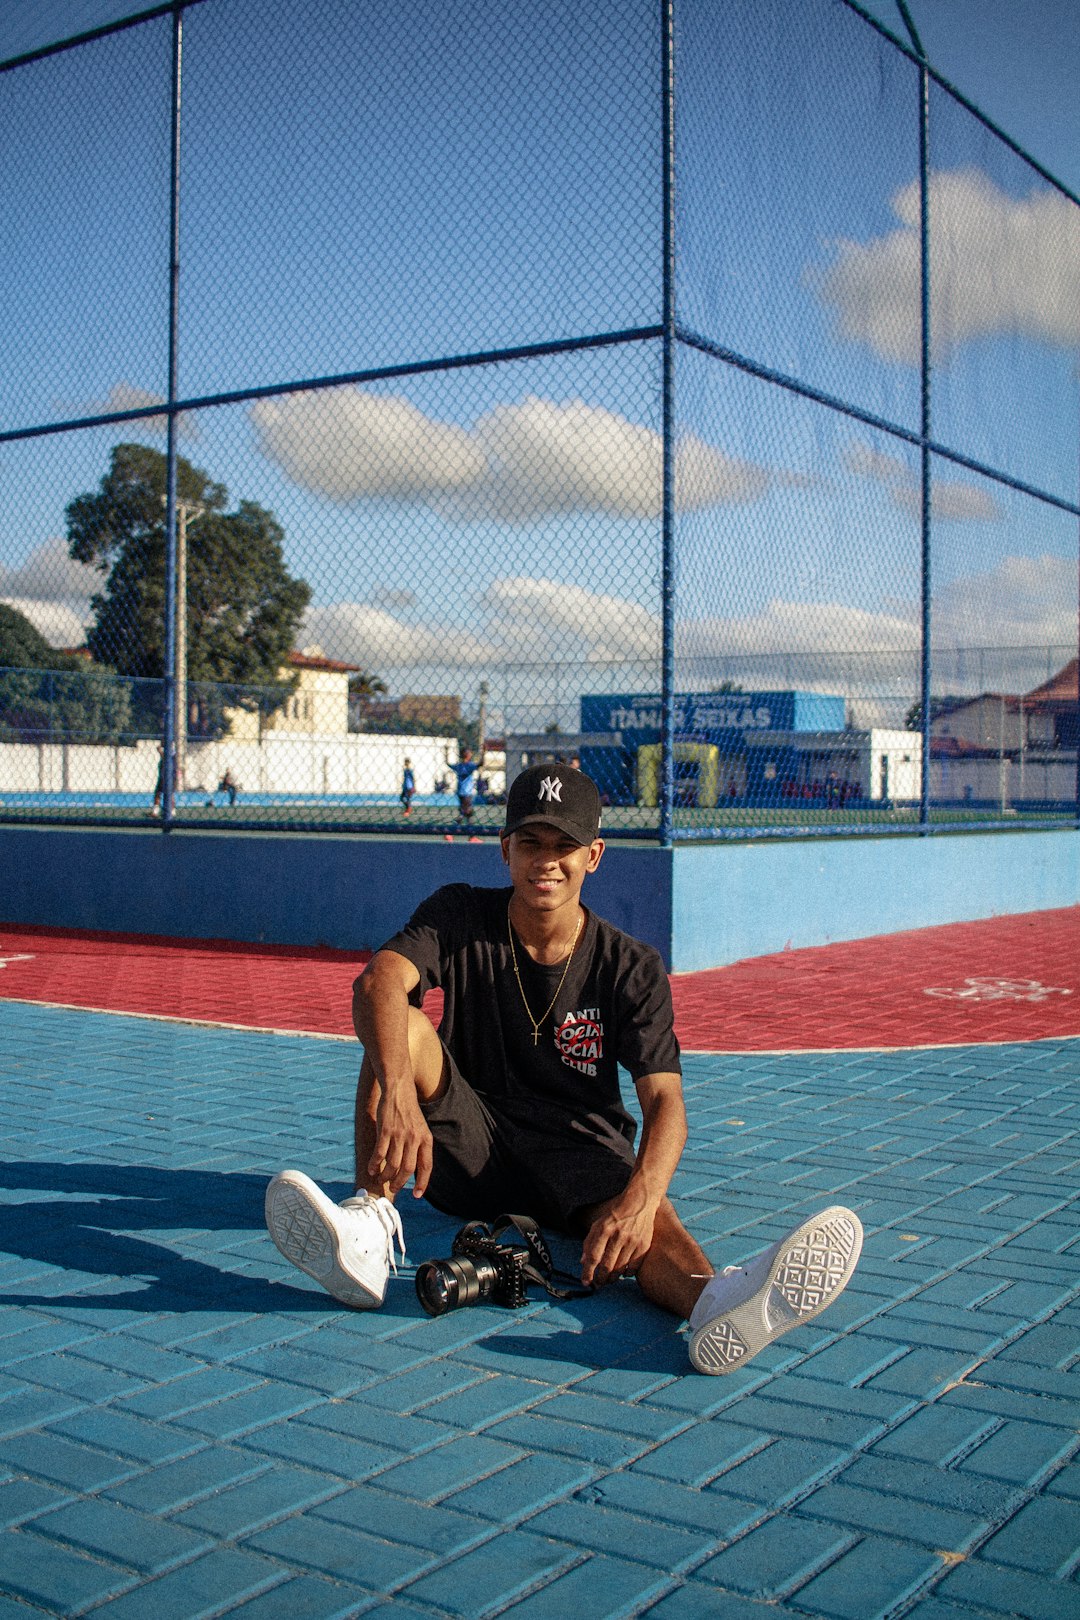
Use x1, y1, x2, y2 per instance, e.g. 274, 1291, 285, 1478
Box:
172, 499, 204, 793
477, 679, 489, 765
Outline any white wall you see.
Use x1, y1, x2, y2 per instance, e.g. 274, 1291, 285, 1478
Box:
0, 740, 162, 793
188, 733, 450, 797
866, 730, 921, 801
931, 755, 1077, 805
0, 734, 454, 798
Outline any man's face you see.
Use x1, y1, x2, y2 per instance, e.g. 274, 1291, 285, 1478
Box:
501, 822, 604, 913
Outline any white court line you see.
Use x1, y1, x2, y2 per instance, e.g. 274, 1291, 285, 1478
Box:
1, 993, 1076, 1056
682, 1034, 1080, 1054
0, 994, 355, 1042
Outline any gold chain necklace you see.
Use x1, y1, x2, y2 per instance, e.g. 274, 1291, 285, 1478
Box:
507, 908, 582, 1046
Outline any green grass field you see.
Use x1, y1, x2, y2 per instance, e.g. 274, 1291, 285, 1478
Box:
1, 799, 1074, 838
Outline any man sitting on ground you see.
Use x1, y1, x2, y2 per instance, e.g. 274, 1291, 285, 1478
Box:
266, 763, 862, 1374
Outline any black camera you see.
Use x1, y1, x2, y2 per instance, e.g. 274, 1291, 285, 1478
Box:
415, 1218, 533, 1317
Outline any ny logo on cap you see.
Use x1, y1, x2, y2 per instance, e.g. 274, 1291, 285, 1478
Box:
538, 775, 562, 803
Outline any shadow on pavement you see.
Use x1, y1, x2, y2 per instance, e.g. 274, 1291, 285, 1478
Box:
0, 1159, 350, 1315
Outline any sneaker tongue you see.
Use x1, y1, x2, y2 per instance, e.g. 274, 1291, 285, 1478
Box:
688, 1267, 749, 1331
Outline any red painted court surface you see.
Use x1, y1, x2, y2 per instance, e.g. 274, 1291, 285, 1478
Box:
1, 906, 1078, 1051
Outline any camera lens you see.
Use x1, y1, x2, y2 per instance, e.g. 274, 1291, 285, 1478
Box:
415, 1255, 497, 1316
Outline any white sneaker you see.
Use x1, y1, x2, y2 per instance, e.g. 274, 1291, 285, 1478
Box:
265, 1170, 405, 1309
688, 1205, 863, 1375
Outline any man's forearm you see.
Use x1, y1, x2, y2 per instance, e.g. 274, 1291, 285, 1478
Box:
352, 957, 416, 1093
628, 1083, 688, 1206
353, 953, 436, 1197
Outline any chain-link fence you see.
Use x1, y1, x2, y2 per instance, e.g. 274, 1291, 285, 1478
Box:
2, 0, 1077, 840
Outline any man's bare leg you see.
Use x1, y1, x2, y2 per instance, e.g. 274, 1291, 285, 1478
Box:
579, 1194, 714, 1320
354, 1006, 447, 1197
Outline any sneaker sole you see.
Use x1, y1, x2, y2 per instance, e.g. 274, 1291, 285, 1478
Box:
265, 1171, 383, 1309
690, 1206, 863, 1375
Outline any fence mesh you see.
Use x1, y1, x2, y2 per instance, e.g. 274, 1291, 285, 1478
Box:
1, 0, 1077, 840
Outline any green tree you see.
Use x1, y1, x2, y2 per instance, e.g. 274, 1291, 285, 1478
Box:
0, 604, 56, 670
0, 603, 131, 744
66, 444, 311, 735
347, 670, 388, 701
905, 695, 967, 732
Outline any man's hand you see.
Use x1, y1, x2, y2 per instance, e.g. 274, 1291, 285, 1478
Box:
368, 1085, 434, 1198
580, 1182, 658, 1287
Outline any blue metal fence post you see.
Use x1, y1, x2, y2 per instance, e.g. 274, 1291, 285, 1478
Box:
161, 1, 184, 827
659, 0, 677, 847
898, 2, 933, 832
1075, 506, 1080, 826
917, 59, 933, 831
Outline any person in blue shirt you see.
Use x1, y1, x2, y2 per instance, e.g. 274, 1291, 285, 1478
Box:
448, 746, 479, 827
399, 759, 416, 816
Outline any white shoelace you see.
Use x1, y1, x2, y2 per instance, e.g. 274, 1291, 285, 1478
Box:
341, 1192, 407, 1273
368, 1195, 406, 1275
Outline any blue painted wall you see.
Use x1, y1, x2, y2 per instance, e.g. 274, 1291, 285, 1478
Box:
670, 830, 1080, 971
0, 827, 672, 962
2, 824, 1077, 971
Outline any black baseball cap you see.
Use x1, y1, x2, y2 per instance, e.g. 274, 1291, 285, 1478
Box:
503, 762, 602, 846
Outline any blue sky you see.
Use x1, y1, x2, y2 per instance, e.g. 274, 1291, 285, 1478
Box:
860, 0, 1080, 196
1, 0, 1077, 730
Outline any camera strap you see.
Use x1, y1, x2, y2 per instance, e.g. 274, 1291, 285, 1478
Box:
490, 1213, 594, 1301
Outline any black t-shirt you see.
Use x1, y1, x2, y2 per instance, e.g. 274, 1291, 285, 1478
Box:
380, 884, 680, 1156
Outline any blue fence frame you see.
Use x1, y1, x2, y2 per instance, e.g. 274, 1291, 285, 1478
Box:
1, 0, 1077, 843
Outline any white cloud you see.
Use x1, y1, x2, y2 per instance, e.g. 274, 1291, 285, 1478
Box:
812, 168, 1080, 362
934, 552, 1077, 649
467, 397, 661, 521
278, 535, 1076, 727
675, 430, 772, 509
842, 438, 1001, 521
301, 601, 496, 669
0, 597, 89, 649
252, 390, 484, 503
893, 480, 1001, 523
370, 586, 418, 612
677, 598, 920, 663
76, 382, 199, 440
302, 578, 659, 671
481, 577, 659, 662
676, 598, 917, 727
0, 536, 100, 605
303, 546, 1068, 680
251, 389, 774, 520
0, 539, 98, 648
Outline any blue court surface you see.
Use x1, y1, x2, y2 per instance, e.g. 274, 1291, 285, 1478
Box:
1, 1001, 1078, 1619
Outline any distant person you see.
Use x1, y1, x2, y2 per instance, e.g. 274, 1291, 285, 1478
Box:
400, 759, 416, 816
446, 746, 482, 836
265, 762, 864, 1376
217, 769, 239, 807
150, 745, 165, 817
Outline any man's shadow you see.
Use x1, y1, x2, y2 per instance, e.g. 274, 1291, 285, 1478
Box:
0, 1162, 691, 1372
0, 1160, 374, 1316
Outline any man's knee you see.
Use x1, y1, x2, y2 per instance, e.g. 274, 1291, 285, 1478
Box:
359, 1007, 447, 1105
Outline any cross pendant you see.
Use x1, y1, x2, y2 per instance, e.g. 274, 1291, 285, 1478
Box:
532, 1029, 540, 1045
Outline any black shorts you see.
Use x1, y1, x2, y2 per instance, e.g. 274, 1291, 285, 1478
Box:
421, 1048, 635, 1235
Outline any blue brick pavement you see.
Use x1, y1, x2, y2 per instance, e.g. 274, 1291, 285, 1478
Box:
0, 1003, 1078, 1618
